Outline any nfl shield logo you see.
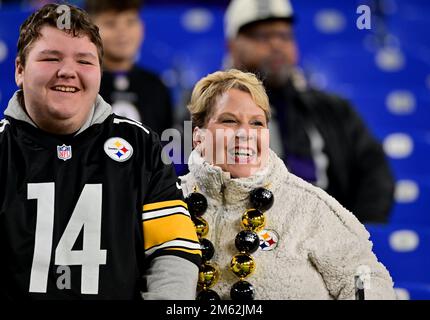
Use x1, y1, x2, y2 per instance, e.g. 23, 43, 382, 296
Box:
57, 144, 72, 161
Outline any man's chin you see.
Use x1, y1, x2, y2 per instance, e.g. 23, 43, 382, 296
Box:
260, 65, 293, 87
265, 73, 290, 88
46, 106, 81, 122
107, 51, 134, 62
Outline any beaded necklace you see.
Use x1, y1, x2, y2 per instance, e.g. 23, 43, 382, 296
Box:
185, 186, 274, 300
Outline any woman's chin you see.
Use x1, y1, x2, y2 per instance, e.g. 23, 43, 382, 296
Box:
224, 163, 262, 179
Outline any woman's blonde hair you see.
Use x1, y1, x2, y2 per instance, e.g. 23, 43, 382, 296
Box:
187, 69, 270, 129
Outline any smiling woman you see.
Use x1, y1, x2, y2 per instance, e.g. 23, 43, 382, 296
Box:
188, 69, 270, 178
194, 88, 270, 178
180, 69, 396, 300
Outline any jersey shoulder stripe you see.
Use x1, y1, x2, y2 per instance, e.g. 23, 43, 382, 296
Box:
113, 117, 149, 134
0, 119, 10, 134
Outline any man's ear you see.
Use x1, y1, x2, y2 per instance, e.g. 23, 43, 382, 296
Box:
192, 126, 202, 149
15, 57, 24, 88
227, 39, 234, 52
140, 20, 145, 44
228, 39, 240, 56
227, 39, 240, 68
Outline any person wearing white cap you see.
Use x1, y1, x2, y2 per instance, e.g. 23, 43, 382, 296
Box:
225, 0, 394, 224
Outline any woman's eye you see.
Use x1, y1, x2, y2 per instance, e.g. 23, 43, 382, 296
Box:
78, 60, 92, 65
43, 58, 59, 62
222, 119, 236, 123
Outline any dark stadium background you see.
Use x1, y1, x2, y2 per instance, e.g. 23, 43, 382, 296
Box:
0, 0, 429, 299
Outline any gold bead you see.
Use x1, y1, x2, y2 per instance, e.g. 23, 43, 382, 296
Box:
198, 262, 220, 289
193, 216, 209, 238
241, 209, 266, 232
230, 252, 256, 280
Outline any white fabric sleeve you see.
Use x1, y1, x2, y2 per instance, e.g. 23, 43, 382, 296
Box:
141, 255, 198, 300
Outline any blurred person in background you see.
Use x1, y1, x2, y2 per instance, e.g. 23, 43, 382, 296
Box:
224, 0, 394, 223
85, 0, 173, 136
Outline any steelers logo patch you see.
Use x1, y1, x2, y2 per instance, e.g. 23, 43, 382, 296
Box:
258, 229, 279, 251
104, 137, 133, 162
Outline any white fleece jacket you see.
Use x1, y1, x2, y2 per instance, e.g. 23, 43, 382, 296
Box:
180, 149, 396, 300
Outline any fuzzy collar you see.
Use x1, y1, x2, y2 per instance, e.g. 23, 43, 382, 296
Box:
187, 147, 289, 205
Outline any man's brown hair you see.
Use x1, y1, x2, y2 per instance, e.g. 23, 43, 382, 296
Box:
84, 0, 143, 15
17, 3, 104, 68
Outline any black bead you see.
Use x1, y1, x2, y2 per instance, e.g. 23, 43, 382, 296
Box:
185, 192, 208, 217
250, 188, 274, 211
235, 230, 260, 253
197, 289, 221, 301
200, 238, 215, 261
230, 281, 255, 300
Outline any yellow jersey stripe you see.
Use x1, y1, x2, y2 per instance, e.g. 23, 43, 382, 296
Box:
143, 200, 188, 212
144, 239, 201, 258
164, 247, 202, 255
143, 213, 199, 251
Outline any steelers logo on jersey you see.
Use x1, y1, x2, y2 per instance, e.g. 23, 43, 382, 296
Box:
104, 137, 134, 162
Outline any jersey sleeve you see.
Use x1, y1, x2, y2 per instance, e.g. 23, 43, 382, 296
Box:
141, 132, 201, 267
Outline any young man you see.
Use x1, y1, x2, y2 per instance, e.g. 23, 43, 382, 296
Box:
85, 0, 173, 136
225, 0, 394, 223
0, 4, 200, 300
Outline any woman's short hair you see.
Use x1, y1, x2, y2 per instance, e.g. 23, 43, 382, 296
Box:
187, 69, 271, 129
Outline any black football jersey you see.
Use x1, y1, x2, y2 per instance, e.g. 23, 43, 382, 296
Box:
0, 115, 200, 300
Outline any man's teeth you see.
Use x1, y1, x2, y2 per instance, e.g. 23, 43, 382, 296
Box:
53, 86, 77, 92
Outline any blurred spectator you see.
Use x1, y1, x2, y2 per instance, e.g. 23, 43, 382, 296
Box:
85, 0, 173, 136
222, 0, 395, 223
15, 0, 84, 9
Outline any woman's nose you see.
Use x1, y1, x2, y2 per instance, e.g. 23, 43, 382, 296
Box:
235, 127, 255, 140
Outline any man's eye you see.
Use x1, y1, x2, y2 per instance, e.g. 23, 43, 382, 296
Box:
78, 60, 92, 65
252, 121, 264, 126
127, 18, 139, 26
103, 21, 116, 28
43, 58, 59, 62
222, 119, 236, 123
